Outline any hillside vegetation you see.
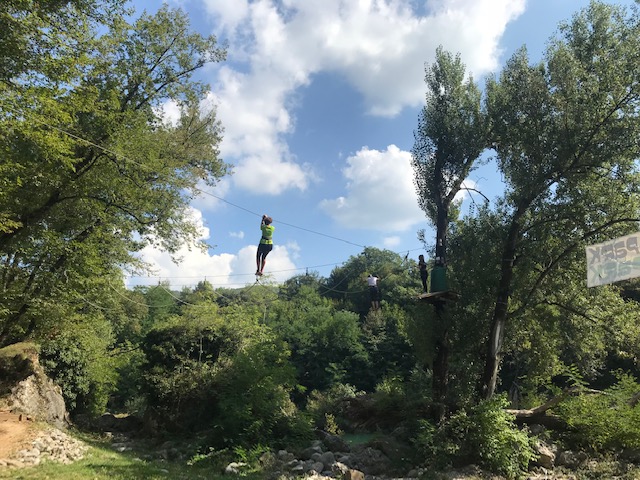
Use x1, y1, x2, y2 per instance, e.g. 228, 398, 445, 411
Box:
1, 1, 640, 479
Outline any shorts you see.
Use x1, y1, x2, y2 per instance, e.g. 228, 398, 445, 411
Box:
257, 243, 273, 257
369, 286, 379, 301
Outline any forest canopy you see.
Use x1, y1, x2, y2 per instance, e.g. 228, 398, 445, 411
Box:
1, 1, 640, 478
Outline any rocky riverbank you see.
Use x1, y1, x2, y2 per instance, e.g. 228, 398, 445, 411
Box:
0, 426, 88, 469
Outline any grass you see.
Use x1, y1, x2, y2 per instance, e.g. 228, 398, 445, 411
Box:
0, 434, 263, 480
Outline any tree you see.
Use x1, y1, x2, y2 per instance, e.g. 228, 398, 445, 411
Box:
0, 0, 125, 84
480, 1, 640, 398
411, 47, 487, 418
266, 285, 369, 393
0, 5, 228, 346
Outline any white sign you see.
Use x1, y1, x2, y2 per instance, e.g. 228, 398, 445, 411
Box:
586, 232, 640, 287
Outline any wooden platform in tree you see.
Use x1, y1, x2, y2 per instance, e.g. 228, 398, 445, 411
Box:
417, 290, 459, 303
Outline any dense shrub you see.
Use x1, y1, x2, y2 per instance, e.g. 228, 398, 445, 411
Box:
306, 383, 362, 430
555, 372, 640, 451
413, 395, 536, 479
39, 315, 117, 416
140, 304, 312, 447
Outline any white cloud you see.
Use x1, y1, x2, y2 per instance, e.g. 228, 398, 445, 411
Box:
202, 0, 249, 32
456, 178, 478, 202
192, 177, 232, 212
229, 230, 245, 239
203, 0, 526, 194
127, 207, 300, 288
156, 99, 181, 127
383, 236, 402, 248
319, 145, 425, 231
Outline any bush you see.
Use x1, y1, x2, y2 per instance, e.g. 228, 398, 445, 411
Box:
413, 395, 536, 479
306, 383, 361, 430
140, 305, 312, 448
39, 315, 117, 416
555, 372, 640, 451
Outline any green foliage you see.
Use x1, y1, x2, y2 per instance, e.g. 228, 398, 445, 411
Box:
267, 286, 370, 393
0, 3, 228, 346
412, 45, 487, 227
305, 383, 361, 430
109, 347, 147, 415
140, 303, 311, 448
555, 372, 640, 451
39, 315, 117, 416
413, 395, 536, 479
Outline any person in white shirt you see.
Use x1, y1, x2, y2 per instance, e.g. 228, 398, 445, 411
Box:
367, 274, 380, 310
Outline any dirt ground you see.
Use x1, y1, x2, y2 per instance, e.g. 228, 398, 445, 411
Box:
0, 411, 39, 458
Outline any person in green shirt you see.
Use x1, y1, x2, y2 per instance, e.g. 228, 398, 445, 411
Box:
256, 214, 274, 276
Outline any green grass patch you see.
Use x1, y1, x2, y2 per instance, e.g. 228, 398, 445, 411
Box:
0, 435, 262, 480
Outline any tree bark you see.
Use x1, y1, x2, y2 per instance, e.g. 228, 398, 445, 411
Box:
480, 205, 525, 399
430, 295, 450, 422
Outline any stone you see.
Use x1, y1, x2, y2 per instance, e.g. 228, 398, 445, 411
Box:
301, 445, 323, 459
4, 366, 69, 429
317, 430, 351, 453
534, 442, 555, 469
224, 461, 248, 474
319, 451, 336, 469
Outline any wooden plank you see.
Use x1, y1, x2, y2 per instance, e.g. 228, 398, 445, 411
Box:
417, 290, 459, 303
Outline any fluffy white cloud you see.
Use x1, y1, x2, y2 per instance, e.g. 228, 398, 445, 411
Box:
202, 0, 525, 194
202, 0, 249, 32
127, 207, 299, 288
319, 145, 425, 231
383, 236, 402, 248
191, 177, 232, 212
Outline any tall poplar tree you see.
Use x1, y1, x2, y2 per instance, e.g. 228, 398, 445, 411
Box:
411, 47, 486, 418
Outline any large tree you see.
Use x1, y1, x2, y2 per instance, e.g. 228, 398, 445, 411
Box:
0, 5, 228, 346
411, 47, 486, 417
480, 1, 640, 398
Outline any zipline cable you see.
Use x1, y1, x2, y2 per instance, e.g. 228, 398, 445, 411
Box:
5, 102, 368, 250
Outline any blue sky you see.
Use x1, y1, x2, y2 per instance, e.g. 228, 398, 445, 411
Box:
125, 0, 635, 289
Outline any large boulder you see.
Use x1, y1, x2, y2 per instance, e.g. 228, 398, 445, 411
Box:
0, 343, 69, 429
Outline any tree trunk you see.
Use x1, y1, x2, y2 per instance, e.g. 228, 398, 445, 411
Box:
431, 203, 450, 421
431, 317, 449, 423
480, 210, 523, 399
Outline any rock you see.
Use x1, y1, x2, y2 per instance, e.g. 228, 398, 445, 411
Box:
95, 412, 143, 433
2, 358, 69, 429
259, 451, 277, 467
0, 427, 89, 468
301, 445, 323, 459
556, 450, 587, 467
621, 448, 640, 463
277, 449, 294, 462
318, 451, 335, 469
317, 430, 351, 453
224, 461, 248, 474
348, 446, 391, 475
534, 442, 555, 469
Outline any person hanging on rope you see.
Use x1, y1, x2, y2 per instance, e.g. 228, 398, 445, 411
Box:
418, 254, 429, 293
256, 214, 274, 276
367, 273, 380, 310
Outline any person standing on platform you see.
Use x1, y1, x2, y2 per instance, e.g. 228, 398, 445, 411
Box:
418, 254, 429, 293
